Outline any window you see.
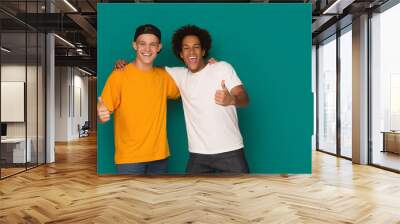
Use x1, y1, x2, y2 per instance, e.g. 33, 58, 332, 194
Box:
317, 35, 337, 154
339, 27, 352, 158
370, 2, 400, 171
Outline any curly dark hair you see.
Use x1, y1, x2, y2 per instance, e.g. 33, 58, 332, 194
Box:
172, 25, 212, 60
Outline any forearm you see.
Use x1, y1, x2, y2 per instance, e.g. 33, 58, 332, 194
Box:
231, 93, 249, 107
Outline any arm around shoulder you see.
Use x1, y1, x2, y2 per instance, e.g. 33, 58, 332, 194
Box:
162, 67, 180, 100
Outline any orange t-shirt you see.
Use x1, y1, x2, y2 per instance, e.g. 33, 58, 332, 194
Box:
101, 63, 180, 164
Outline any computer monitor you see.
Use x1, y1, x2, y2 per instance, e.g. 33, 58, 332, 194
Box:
1, 123, 7, 137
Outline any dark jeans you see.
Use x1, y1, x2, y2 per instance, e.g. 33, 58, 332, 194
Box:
116, 158, 168, 175
186, 148, 249, 174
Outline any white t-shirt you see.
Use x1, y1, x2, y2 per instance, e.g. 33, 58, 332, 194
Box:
166, 61, 244, 154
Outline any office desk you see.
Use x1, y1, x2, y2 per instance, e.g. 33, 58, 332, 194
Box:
381, 131, 400, 154
1, 138, 31, 163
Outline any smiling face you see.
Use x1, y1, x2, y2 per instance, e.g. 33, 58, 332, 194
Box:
180, 35, 206, 73
133, 33, 162, 65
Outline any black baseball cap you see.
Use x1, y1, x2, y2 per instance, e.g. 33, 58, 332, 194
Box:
134, 24, 161, 42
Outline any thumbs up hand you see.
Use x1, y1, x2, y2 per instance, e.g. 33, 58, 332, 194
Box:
98, 97, 111, 123
215, 80, 235, 106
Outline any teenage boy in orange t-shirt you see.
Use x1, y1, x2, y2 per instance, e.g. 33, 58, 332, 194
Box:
98, 24, 179, 174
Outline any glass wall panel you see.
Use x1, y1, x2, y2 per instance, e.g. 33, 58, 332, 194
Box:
0, 1, 46, 179
38, 32, 45, 165
27, 30, 38, 169
371, 3, 400, 171
318, 35, 337, 154
1, 30, 28, 177
26, 0, 41, 169
339, 28, 352, 158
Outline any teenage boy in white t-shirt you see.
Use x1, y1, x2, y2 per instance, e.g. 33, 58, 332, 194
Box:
165, 25, 250, 174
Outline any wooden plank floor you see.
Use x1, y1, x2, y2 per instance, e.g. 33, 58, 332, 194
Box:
1, 135, 400, 224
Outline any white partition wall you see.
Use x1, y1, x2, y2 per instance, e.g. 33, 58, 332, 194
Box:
54, 67, 89, 141
1, 82, 25, 122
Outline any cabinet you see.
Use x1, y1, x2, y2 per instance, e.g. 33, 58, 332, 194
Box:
382, 131, 400, 154
0, 138, 32, 165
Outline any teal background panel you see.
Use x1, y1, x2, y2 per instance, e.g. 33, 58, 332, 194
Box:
97, 3, 313, 174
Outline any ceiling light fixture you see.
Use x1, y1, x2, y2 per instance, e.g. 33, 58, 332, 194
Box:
54, 34, 75, 48
63, 0, 78, 12
322, 0, 343, 14
322, 0, 355, 15
1, 47, 11, 53
77, 67, 93, 76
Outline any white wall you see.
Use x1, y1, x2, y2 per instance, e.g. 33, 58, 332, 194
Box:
73, 72, 89, 137
55, 67, 89, 141
1, 65, 40, 138
1, 65, 25, 133
55, 66, 69, 141
1, 63, 46, 164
